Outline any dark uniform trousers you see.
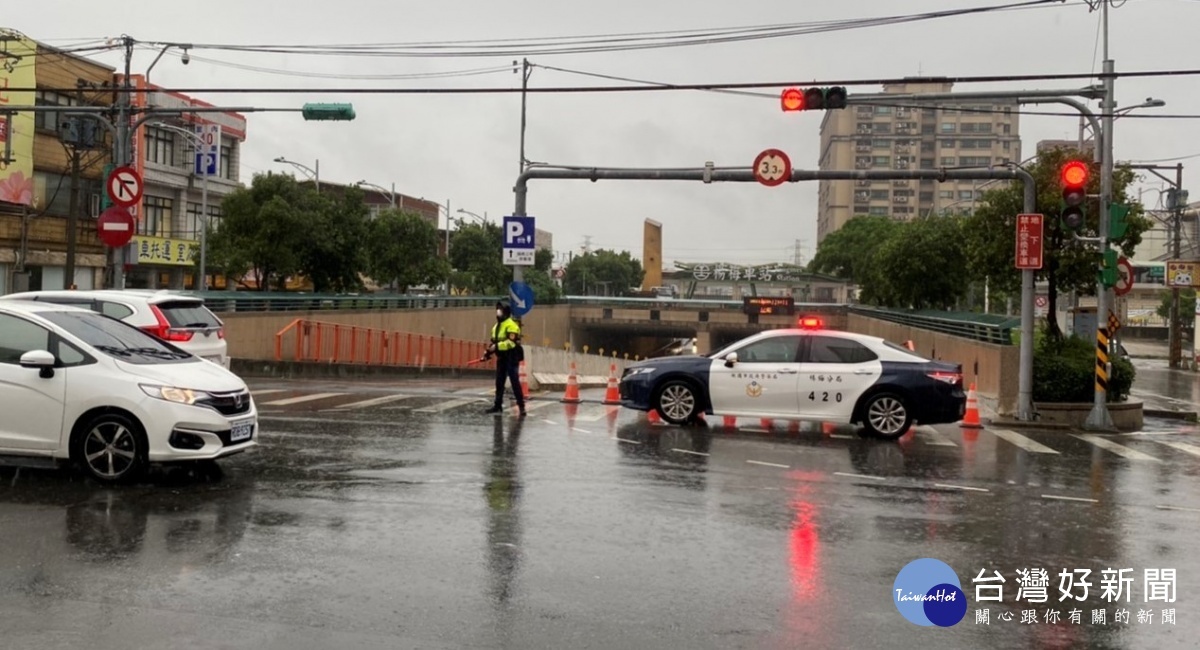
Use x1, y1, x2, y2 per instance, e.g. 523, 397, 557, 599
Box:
494, 351, 525, 409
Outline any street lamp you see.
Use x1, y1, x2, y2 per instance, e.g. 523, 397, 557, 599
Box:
1079, 98, 1165, 148
150, 121, 213, 292
273, 156, 319, 191
456, 208, 489, 224
356, 179, 395, 209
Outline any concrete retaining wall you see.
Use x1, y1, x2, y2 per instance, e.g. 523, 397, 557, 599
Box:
526, 347, 632, 389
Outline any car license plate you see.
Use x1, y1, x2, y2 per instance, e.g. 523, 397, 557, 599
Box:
230, 420, 254, 443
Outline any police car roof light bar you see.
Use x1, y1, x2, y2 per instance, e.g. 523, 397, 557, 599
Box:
799, 316, 823, 329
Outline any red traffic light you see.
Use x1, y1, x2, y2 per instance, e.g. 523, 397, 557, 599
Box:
1061, 160, 1089, 188
781, 88, 805, 112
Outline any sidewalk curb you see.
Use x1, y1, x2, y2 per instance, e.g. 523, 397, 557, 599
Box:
987, 419, 1073, 431
1144, 409, 1199, 422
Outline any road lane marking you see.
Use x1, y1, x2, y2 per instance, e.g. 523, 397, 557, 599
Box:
934, 483, 990, 493
747, 460, 790, 469
1073, 434, 1163, 462
829, 434, 854, 439
414, 398, 482, 413
989, 429, 1060, 454
249, 389, 287, 396
261, 392, 345, 406
616, 438, 642, 445
1156, 505, 1200, 513
1155, 440, 1200, 458
833, 472, 886, 481
1041, 494, 1099, 503
331, 394, 417, 410
572, 427, 593, 434
671, 448, 709, 457
522, 401, 557, 413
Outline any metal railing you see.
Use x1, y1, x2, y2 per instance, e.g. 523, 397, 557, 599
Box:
275, 319, 492, 368
850, 306, 1019, 345
195, 291, 505, 313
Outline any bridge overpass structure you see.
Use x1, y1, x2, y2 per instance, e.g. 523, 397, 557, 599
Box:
197, 292, 1020, 414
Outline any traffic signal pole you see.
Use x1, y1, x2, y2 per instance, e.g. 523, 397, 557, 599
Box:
512, 164, 1037, 418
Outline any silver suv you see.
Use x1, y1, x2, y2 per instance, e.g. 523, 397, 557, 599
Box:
0, 290, 229, 368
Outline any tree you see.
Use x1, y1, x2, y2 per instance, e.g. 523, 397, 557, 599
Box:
1157, 288, 1196, 321
208, 174, 313, 291
523, 267, 561, 304
965, 146, 1150, 339
449, 221, 510, 294
300, 186, 370, 293
367, 209, 450, 291
563, 249, 644, 296
871, 215, 970, 309
808, 216, 902, 304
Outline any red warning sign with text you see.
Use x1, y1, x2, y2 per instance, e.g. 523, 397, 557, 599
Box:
1015, 213, 1044, 270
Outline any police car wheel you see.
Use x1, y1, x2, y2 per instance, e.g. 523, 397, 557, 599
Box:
655, 380, 698, 425
863, 393, 912, 440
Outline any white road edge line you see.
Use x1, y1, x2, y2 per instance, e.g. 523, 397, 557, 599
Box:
671, 448, 710, 457
833, 472, 886, 481
746, 460, 790, 469
1155, 504, 1200, 513
1041, 494, 1099, 503
616, 438, 642, 445
572, 427, 592, 434
934, 483, 990, 493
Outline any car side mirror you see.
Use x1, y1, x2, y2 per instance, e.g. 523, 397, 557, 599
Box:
19, 350, 56, 379
724, 352, 738, 368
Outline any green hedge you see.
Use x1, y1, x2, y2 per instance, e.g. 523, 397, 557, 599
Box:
1033, 333, 1133, 403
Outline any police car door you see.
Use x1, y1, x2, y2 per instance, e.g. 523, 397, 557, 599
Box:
798, 335, 883, 422
708, 334, 802, 417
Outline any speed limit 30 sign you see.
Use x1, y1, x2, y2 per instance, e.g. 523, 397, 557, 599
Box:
753, 149, 791, 187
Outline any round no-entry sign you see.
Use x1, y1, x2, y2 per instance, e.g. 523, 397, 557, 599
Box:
97, 206, 136, 248
1115, 256, 1135, 296
753, 148, 791, 187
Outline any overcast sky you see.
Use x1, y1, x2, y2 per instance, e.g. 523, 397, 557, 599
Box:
9, 0, 1199, 267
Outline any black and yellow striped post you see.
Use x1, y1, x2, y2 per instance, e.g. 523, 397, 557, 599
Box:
1095, 326, 1110, 395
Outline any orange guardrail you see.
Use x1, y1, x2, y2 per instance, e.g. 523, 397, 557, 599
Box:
275, 319, 492, 369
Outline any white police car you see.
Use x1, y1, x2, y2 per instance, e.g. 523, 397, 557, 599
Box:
618, 317, 967, 439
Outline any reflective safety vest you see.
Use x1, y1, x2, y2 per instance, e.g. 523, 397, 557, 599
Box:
491, 317, 522, 352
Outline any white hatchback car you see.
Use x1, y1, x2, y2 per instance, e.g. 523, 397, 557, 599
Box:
0, 289, 229, 368
0, 300, 258, 483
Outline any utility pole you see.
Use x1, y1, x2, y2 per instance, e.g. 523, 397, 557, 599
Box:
1169, 162, 1186, 368
1086, 0, 1117, 431
111, 35, 134, 290
518, 58, 531, 176
64, 144, 82, 289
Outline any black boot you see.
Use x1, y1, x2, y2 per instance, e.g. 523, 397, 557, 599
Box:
484, 404, 503, 414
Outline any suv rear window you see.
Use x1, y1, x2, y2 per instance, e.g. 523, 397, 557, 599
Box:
155, 301, 221, 328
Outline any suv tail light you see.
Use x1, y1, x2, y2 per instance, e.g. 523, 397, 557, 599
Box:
143, 305, 195, 342
927, 371, 962, 385
217, 328, 225, 339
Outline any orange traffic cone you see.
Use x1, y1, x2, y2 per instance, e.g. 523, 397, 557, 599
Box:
760, 418, 774, 431
723, 415, 738, 431
562, 362, 582, 404
519, 360, 531, 399
961, 382, 982, 429
647, 408, 662, 424
602, 363, 621, 405
787, 420, 801, 435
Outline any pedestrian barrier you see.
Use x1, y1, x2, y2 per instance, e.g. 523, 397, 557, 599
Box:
274, 318, 491, 369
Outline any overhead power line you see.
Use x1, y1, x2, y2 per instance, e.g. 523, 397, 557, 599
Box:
13, 65, 1200, 97
150, 0, 1071, 59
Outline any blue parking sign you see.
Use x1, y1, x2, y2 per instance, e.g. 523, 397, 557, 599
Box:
502, 216, 536, 266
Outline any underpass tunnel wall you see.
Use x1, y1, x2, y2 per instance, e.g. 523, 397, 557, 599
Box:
571, 325, 698, 360
846, 313, 1018, 414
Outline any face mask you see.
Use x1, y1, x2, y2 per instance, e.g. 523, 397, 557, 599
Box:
496, 310, 504, 318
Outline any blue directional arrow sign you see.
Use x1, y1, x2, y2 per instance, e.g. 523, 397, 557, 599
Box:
509, 281, 535, 317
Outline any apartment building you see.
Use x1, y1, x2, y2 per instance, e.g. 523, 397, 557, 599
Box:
817, 79, 1022, 244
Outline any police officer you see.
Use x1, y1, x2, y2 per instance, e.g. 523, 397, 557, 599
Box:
485, 301, 526, 416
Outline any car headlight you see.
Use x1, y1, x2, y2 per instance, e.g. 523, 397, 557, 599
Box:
625, 367, 657, 376
140, 384, 212, 405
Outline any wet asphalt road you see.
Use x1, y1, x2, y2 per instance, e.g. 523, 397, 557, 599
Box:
3, 377, 1200, 649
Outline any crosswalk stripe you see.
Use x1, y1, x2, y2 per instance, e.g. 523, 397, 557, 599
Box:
1155, 440, 1200, 459
261, 392, 345, 406
331, 394, 417, 410
414, 397, 482, 413
988, 429, 1060, 454
522, 401, 558, 413
1073, 434, 1163, 462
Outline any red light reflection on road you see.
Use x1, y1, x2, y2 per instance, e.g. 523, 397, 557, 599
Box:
789, 496, 821, 602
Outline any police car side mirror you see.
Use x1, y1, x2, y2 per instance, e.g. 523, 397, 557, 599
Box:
724, 352, 738, 368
